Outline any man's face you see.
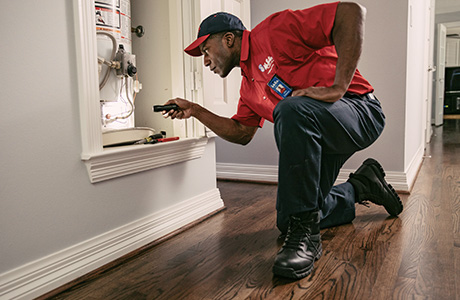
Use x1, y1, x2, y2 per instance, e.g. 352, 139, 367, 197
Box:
199, 34, 234, 78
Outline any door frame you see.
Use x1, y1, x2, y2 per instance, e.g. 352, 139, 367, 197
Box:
435, 23, 447, 126
424, 0, 436, 145
433, 20, 460, 126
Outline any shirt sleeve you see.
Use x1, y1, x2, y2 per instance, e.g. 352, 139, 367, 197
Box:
231, 97, 265, 128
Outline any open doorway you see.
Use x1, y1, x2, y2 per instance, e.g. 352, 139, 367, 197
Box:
434, 22, 460, 126
432, 0, 460, 126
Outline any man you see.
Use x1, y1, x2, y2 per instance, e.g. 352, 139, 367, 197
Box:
162, 2, 403, 279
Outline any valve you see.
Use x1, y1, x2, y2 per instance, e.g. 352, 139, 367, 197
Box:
115, 44, 137, 77
127, 62, 137, 77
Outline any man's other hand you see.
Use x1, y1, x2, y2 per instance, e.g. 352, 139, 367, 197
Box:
292, 85, 346, 103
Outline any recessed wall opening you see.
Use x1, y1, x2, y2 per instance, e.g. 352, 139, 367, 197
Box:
75, 0, 247, 182
95, 0, 194, 148
74, 0, 210, 183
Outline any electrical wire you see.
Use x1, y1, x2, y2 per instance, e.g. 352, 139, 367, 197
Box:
104, 76, 138, 124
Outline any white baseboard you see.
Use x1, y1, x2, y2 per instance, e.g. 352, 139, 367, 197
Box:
217, 160, 424, 193
217, 163, 279, 183
404, 145, 425, 192
0, 189, 224, 300
335, 169, 410, 192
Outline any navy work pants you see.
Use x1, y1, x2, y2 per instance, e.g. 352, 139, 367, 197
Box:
273, 93, 385, 232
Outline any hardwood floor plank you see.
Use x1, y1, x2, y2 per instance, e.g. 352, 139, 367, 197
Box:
46, 120, 460, 300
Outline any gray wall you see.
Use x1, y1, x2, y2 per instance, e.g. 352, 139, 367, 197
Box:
435, 11, 460, 23
0, 1, 218, 275
216, 0, 419, 173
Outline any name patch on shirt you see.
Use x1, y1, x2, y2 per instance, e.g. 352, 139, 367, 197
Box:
259, 56, 274, 73
268, 75, 292, 99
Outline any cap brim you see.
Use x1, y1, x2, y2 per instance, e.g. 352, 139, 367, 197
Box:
184, 34, 210, 57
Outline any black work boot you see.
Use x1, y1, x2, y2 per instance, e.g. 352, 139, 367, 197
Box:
348, 158, 403, 216
273, 210, 322, 279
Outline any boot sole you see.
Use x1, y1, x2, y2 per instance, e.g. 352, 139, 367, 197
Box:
272, 248, 322, 279
362, 158, 403, 216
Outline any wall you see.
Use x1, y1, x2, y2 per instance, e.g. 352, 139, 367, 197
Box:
0, 1, 221, 298
132, 0, 174, 134
436, 0, 460, 15
436, 11, 460, 23
216, 0, 428, 190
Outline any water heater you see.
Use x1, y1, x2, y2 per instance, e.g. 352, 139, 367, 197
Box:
95, 0, 139, 129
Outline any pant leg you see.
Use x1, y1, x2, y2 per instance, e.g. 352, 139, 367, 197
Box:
318, 153, 355, 229
319, 182, 356, 229
275, 151, 356, 232
273, 94, 385, 232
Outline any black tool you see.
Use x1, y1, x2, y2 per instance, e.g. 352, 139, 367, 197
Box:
153, 104, 179, 112
133, 133, 164, 145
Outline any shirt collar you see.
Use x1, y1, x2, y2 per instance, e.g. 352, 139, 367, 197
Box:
240, 30, 250, 76
241, 30, 250, 61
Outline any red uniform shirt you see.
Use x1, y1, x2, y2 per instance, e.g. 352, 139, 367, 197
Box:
231, 2, 374, 127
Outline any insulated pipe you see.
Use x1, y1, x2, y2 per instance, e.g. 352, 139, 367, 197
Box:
96, 31, 117, 90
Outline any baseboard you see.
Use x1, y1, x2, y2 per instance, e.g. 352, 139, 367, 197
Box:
216, 160, 423, 193
0, 189, 224, 300
404, 145, 425, 192
216, 163, 278, 183
335, 169, 410, 192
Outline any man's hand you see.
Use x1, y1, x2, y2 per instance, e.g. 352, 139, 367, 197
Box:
292, 85, 346, 103
159, 98, 258, 145
162, 98, 194, 120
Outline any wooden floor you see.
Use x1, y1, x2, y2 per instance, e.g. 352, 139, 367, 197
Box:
46, 120, 459, 300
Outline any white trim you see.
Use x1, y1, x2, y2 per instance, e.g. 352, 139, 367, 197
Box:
216, 162, 421, 193
405, 144, 425, 191
335, 169, 411, 192
169, 0, 189, 138
84, 137, 208, 183
0, 189, 224, 300
73, 0, 102, 154
217, 163, 278, 183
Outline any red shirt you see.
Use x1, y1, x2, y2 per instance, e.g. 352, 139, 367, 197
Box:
232, 2, 374, 127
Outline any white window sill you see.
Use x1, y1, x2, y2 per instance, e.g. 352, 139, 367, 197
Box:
81, 137, 208, 183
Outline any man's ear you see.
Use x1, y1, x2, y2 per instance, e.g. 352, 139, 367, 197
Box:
223, 32, 235, 48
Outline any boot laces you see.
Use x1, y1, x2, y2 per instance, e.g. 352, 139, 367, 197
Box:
358, 200, 371, 208
283, 217, 315, 250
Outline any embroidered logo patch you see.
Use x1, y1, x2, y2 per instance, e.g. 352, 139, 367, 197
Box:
258, 56, 274, 74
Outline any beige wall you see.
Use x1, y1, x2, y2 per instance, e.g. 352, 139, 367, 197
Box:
217, 0, 429, 177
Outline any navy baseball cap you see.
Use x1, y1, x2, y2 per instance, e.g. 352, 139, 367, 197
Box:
184, 12, 246, 57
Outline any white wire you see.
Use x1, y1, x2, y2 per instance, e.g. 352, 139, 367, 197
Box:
104, 76, 135, 124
